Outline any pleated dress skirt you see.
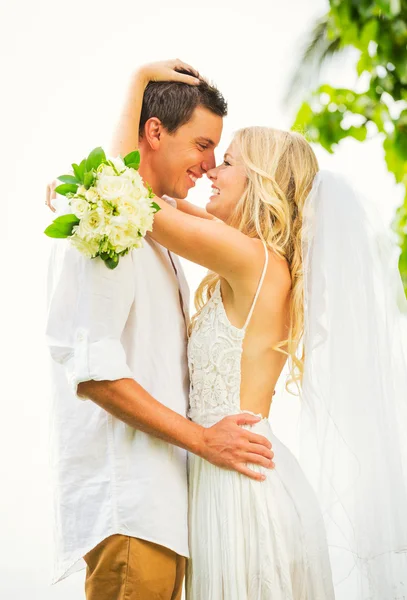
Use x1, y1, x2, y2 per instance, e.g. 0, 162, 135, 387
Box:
186, 418, 335, 600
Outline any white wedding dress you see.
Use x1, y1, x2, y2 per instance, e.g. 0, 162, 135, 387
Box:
186, 241, 335, 600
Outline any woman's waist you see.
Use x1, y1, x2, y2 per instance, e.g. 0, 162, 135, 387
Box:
188, 407, 271, 434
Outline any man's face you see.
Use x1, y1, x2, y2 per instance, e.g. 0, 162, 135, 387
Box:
151, 106, 223, 199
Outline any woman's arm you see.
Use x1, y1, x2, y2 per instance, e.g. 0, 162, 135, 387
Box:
111, 59, 200, 156
150, 197, 263, 284
110, 70, 146, 157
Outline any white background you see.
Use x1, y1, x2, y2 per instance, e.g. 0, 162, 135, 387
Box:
1, 0, 403, 598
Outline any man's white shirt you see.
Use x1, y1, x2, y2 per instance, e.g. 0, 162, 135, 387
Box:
45, 203, 190, 583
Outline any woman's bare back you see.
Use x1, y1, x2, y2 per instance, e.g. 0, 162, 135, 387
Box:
219, 245, 291, 418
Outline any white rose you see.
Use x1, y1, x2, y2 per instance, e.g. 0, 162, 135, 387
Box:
70, 234, 99, 258
70, 196, 91, 219
129, 172, 148, 200
122, 168, 142, 183
118, 196, 155, 234
85, 187, 99, 203
131, 186, 144, 201
126, 222, 144, 249
117, 196, 139, 217
122, 169, 148, 195
108, 225, 134, 253
96, 173, 132, 201
105, 215, 130, 235
128, 207, 154, 237
77, 209, 106, 239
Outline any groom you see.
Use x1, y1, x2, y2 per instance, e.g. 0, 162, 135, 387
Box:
45, 60, 274, 600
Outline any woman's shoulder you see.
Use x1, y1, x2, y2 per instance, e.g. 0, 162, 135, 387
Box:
247, 239, 291, 294
233, 239, 291, 301
265, 247, 291, 289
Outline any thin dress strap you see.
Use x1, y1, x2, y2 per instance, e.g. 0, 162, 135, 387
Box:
243, 240, 269, 330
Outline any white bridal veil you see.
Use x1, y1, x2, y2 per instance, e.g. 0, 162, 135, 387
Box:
300, 171, 407, 599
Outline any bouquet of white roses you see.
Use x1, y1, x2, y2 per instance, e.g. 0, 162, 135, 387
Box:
44, 147, 159, 269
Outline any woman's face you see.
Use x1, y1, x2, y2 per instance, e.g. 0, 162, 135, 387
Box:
206, 141, 247, 223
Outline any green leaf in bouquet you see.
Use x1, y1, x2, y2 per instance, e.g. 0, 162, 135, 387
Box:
55, 183, 79, 196
105, 256, 120, 269
100, 251, 119, 270
86, 147, 106, 172
56, 214, 80, 225
146, 182, 155, 199
44, 214, 79, 238
83, 171, 95, 189
151, 201, 161, 213
58, 174, 79, 185
72, 159, 86, 183
123, 150, 140, 169
44, 224, 69, 238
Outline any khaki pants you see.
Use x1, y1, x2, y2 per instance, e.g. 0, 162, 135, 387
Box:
83, 534, 186, 600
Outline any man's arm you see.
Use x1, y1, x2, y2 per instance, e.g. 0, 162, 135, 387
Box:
78, 378, 274, 477
46, 241, 274, 480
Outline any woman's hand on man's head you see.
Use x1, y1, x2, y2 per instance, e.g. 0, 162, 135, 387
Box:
136, 59, 201, 87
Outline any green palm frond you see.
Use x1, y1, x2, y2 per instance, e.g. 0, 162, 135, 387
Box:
285, 16, 342, 105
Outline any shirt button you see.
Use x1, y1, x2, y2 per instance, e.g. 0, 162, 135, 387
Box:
77, 331, 84, 341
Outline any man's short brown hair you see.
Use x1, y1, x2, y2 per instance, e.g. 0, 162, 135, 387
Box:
139, 70, 228, 137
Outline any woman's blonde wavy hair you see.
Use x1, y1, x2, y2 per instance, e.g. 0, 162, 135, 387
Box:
192, 126, 319, 392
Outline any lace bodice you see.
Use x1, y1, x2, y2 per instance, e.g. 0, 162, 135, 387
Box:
188, 242, 269, 426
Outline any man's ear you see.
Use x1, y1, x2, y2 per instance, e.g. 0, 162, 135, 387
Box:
144, 117, 163, 150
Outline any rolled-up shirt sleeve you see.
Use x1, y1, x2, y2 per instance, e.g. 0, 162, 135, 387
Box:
45, 240, 135, 400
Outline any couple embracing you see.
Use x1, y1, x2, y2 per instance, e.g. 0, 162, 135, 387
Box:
45, 60, 407, 599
